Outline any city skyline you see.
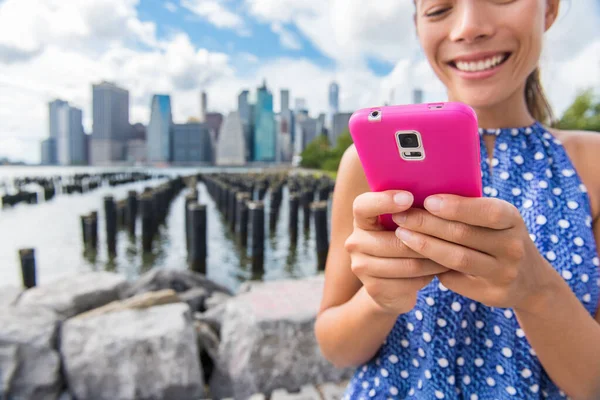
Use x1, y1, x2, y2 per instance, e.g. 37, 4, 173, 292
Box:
0, 0, 599, 163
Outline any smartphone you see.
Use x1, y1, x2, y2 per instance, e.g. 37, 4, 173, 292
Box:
349, 102, 482, 231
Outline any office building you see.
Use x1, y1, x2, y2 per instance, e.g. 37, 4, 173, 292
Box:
253, 81, 276, 162
280, 89, 290, 113
413, 89, 424, 104
205, 112, 224, 141
172, 123, 212, 164
216, 112, 246, 166
200, 91, 208, 122
91, 81, 130, 164
41, 138, 56, 165
130, 123, 146, 141
328, 81, 340, 129
45, 100, 86, 165
126, 140, 146, 164
146, 95, 172, 163
330, 112, 353, 146
238, 90, 251, 124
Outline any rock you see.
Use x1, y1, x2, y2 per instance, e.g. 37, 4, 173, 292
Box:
205, 291, 232, 310
318, 382, 349, 400
179, 287, 209, 312
0, 286, 22, 306
75, 289, 179, 319
195, 321, 220, 362
236, 280, 264, 294
58, 391, 73, 400
215, 276, 353, 399
126, 269, 232, 299
271, 385, 321, 400
62, 303, 203, 400
194, 301, 227, 334
0, 306, 62, 400
17, 272, 128, 319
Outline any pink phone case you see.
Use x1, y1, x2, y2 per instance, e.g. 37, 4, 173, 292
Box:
349, 102, 482, 231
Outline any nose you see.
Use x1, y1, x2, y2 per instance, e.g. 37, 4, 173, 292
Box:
449, 1, 495, 43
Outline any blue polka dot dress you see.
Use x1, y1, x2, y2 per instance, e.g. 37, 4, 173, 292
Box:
343, 122, 600, 399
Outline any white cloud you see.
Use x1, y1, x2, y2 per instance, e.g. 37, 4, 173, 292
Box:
0, 0, 598, 164
165, 2, 178, 13
181, 0, 249, 36
271, 23, 302, 50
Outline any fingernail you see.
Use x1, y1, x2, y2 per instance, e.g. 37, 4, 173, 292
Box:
393, 212, 407, 225
394, 192, 413, 206
395, 227, 412, 242
425, 196, 443, 212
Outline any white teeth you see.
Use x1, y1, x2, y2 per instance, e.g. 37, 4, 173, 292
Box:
455, 54, 506, 72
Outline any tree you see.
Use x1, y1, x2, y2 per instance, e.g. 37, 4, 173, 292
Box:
299, 130, 354, 171
555, 89, 600, 132
300, 135, 331, 169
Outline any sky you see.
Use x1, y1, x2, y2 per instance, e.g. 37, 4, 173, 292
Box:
0, 0, 598, 164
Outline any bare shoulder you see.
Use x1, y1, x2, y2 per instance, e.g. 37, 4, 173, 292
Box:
547, 127, 600, 218
337, 144, 370, 194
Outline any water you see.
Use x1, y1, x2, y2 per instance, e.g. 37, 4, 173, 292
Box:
0, 166, 329, 292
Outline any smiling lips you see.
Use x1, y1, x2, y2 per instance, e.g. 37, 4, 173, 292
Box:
449, 52, 511, 73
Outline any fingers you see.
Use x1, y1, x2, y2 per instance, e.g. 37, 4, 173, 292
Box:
423, 195, 519, 230
351, 253, 449, 279
396, 227, 497, 278
353, 191, 414, 231
392, 208, 501, 256
345, 229, 426, 259
362, 274, 436, 307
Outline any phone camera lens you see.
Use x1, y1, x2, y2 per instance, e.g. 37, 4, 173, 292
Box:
371, 111, 379, 118
399, 133, 419, 148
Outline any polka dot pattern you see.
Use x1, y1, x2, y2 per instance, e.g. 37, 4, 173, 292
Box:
343, 122, 599, 400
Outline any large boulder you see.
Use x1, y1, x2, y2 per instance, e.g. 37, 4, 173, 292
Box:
212, 275, 353, 399
0, 306, 62, 400
62, 302, 204, 400
125, 269, 232, 313
0, 286, 22, 306
17, 272, 128, 319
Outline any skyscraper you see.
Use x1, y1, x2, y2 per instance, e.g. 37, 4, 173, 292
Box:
172, 123, 212, 164
40, 138, 56, 165
146, 95, 172, 163
200, 91, 208, 122
238, 90, 251, 124
91, 81, 130, 164
328, 81, 340, 129
216, 112, 246, 166
253, 81, 276, 162
331, 112, 353, 146
413, 89, 424, 104
280, 89, 290, 113
44, 100, 86, 165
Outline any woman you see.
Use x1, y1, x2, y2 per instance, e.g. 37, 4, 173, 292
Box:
315, 0, 600, 399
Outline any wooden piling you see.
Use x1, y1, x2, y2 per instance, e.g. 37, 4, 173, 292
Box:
104, 196, 117, 257
81, 215, 88, 248
228, 188, 238, 231
302, 190, 314, 231
249, 201, 265, 273
237, 193, 250, 247
289, 193, 299, 245
19, 248, 37, 289
140, 193, 154, 253
312, 201, 329, 271
189, 204, 207, 275
85, 212, 98, 252
185, 192, 198, 256
126, 190, 138, 236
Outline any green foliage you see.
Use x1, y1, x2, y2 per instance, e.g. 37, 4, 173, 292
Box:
300, 131, 353, 172
555, 89, 600, 132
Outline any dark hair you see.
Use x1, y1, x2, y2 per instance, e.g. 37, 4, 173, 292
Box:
525, 67, 555, 125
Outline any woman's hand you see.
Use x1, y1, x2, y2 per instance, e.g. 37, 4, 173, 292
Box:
345, 190, 450, 316
392, 194, 558, 313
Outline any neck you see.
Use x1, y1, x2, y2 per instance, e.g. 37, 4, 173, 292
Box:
449, 85, 536, 129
